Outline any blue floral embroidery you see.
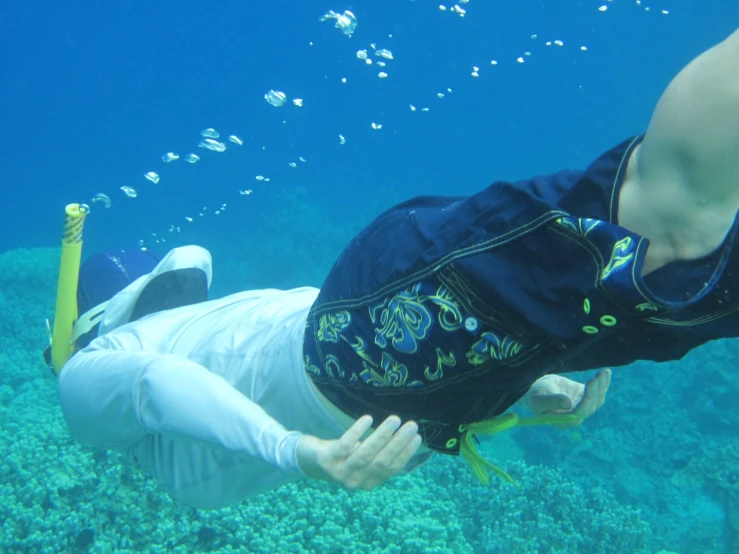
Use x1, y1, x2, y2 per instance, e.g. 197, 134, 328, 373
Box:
311, 280, 526, 388
371, 283, 433, 354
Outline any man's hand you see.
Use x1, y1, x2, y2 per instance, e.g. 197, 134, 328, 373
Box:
295, 415, 423, 490
523, 369, 612, 427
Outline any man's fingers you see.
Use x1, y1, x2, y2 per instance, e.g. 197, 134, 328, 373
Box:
345, 416, 402, 468
574, 378, 599, 419
364, 429, 423, 488
372, 421, 421, 469
402, 432, 424, 459
587, 369, 610, 412
333, 415, 374, 459
595, 368, 612, 410
314, 415, 425, 491
574, 369, 612, 419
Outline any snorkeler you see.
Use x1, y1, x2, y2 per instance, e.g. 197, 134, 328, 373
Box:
58, 26, 738, 510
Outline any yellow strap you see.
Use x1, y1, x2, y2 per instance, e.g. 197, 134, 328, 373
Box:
459, 412, 582, 485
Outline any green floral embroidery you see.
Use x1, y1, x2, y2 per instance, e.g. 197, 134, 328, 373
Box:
467, 332, 524, 366
323, 354, 345, 379
347, 335, 375, 365
317, 311, 351, 343
424, 347, 456, 381
359, 352, 423, 387
304, 355, 322, 376
427, 285, 464, 331
556, 216, 602, 236
602, 236, 635, 280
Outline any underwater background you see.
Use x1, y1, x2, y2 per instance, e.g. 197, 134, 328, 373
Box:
2, 1, 739, 552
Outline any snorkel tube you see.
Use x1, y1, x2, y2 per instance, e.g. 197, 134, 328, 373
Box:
49, 203, 88, 375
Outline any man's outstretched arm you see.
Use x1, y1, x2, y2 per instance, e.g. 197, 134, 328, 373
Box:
59, 332, 305, 472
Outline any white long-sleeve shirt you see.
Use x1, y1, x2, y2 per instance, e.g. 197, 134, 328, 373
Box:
58, 287, 347, 510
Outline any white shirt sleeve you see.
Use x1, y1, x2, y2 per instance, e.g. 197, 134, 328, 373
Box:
58, 332, 304, 475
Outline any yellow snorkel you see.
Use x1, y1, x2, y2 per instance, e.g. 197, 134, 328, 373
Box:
48, 203, 89, 375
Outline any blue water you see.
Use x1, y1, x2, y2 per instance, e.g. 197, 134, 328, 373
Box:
3, 0, 732, 254
2, 1, 739, 552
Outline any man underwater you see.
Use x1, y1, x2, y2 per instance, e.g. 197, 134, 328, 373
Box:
59, 27, 738, 510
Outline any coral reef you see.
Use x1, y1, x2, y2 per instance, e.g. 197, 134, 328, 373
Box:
0, 192, 733, 553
